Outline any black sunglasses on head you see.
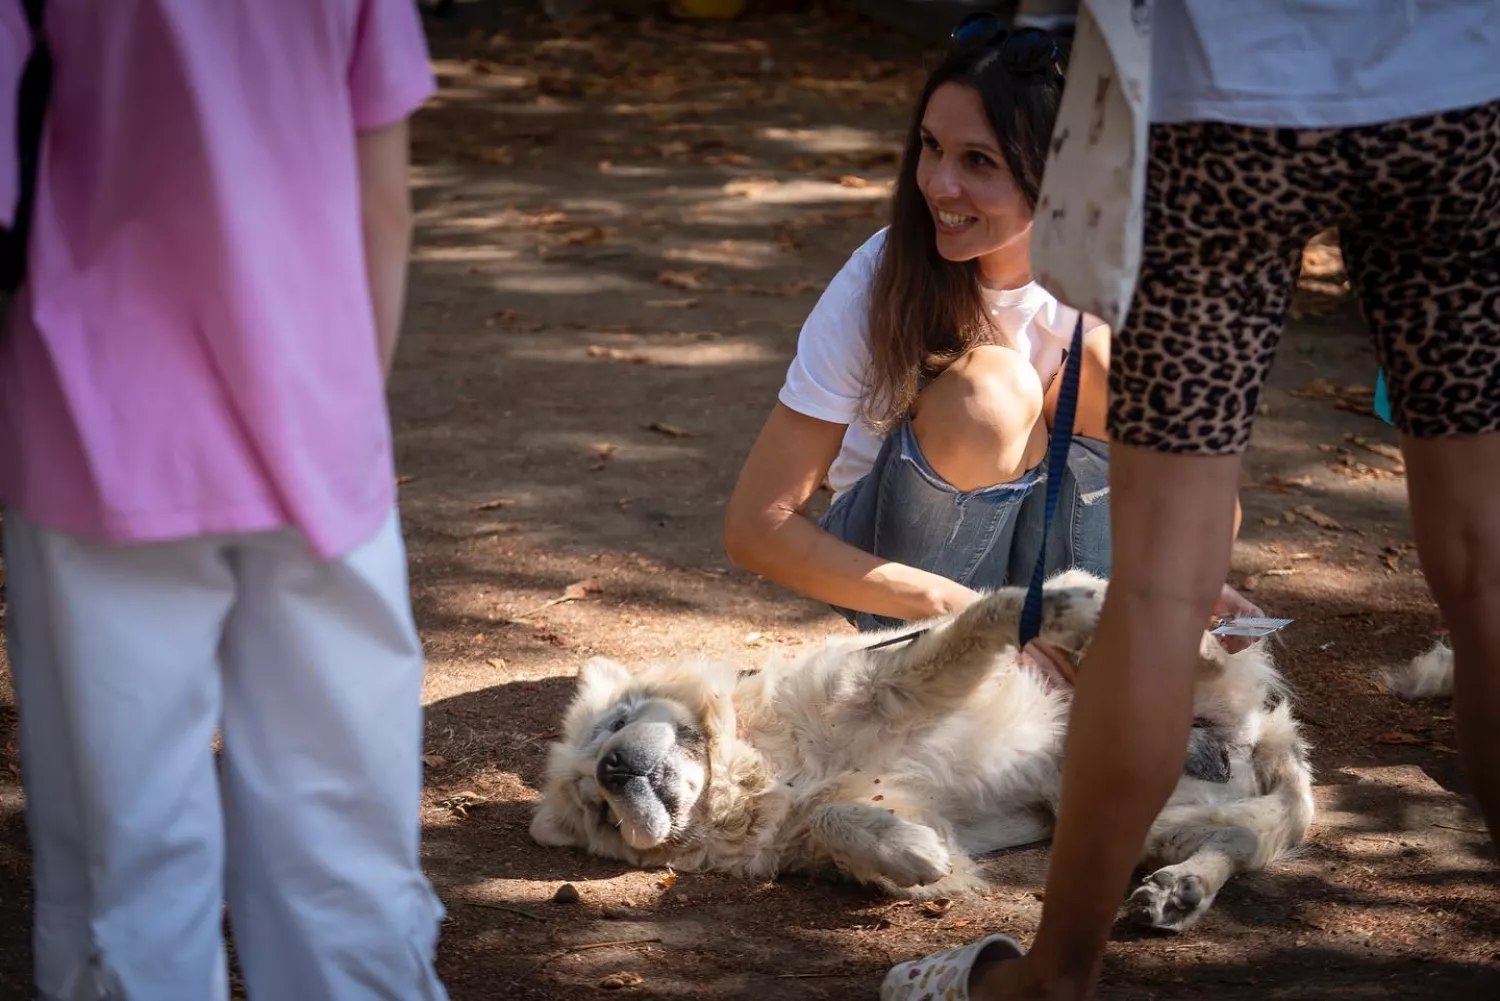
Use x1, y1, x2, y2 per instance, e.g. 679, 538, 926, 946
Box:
949, 11, 1061, 76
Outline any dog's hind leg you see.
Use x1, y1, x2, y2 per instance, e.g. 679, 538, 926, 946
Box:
1126, 792, 1303, 932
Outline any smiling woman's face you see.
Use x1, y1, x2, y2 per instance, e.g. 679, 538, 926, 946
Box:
915, 81, 1033, 275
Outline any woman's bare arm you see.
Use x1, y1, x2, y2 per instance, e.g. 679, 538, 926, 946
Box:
723, 403, 981, 622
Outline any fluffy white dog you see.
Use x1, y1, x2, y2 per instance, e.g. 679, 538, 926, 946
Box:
530, 571, 1315, 931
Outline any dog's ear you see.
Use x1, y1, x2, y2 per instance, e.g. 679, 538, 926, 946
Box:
529, 795, 586, 849
577, 656, 631, 698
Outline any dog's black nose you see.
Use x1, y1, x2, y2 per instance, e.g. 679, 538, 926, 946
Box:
598, 750, 633, 790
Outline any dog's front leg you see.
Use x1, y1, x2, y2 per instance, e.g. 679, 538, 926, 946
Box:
807, 802, 952, 889
855, 589, 1026, 723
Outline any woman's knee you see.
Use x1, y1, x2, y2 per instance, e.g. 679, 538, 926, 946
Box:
912, 345, 1047, 490
917, 345, 1044, 444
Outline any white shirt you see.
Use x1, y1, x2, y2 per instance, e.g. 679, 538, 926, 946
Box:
778, 228, 1093, 499
1150, 0, 1500, 128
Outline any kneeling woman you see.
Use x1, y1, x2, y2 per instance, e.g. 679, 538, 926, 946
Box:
725, 29, 1122, 631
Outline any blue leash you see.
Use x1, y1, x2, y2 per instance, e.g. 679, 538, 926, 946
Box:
864, 312, 1087, 654
1017, 311, 1086, 648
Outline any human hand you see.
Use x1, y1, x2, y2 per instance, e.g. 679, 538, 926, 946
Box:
1019, 637, 1079, 691
924, 577, 983, 619
1211, 583, 1265, 654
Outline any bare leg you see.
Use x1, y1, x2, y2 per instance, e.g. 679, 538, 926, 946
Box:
971, 444, 1242, 999
1403, 432, 1500, 856
912, 345, 1048, 492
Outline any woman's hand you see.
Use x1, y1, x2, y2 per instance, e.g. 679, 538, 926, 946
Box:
924, 577, 984, 618
1212, 582, 1265, 654
1018, 638, 1079, 690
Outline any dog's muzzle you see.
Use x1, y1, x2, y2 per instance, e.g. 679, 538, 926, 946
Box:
596, 721, 679, 847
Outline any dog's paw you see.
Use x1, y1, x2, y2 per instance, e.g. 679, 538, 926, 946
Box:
1127, 866, 1215, 932
872, 820, 952, 887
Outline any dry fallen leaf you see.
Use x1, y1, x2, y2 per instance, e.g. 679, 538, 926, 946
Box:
1261, 517, 1281, 528
561, 577, 604, 602
1376, 731, 1424, 745
1345, 434, 1405, 464
657, 267, 711, 291
492, 309, 547, 333
438, 791, 484, 818
599, 972, 643, 990
656, 871, 679, 890
1293, 505, 1342, 530
487, 657, 508, 670
559, 225, 608, 246
836, 173, 872, 188
422, 754, 447, 769
1265, 475, 1314, 493
920, 898, 953, 917
643, 421, 698, 438
474, 497, 514, 512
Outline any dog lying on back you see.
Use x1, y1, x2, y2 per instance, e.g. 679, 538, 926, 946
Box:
529, 571, 1315, 931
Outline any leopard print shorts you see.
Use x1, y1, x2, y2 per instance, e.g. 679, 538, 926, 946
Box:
1109, 99, 1500, 454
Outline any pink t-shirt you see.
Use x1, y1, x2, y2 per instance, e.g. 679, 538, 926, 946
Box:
0, 0, 436, 559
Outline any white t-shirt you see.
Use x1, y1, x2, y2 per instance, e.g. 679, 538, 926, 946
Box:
1150, 0, 1500, 128
778, 228, 1095, 499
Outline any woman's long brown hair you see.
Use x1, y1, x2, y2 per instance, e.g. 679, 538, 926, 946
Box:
861, 41, 1065, 433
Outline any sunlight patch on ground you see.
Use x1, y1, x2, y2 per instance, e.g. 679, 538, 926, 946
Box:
509, 338, 779, 369
661, 237, 785, 269
756, 124, 893, 153
488, 269, 652, 295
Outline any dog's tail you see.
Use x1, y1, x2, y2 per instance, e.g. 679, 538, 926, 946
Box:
1245, 700, 1316, 865
1383, 641, 1454, 700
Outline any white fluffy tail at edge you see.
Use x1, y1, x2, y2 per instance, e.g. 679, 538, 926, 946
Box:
1384, 641, 1455, 700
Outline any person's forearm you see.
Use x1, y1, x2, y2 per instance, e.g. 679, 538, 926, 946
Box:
365, 204, 412, 379
725, 507, 974, 622
358, 120, 416, 380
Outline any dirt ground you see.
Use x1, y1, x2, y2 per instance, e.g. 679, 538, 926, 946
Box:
1, 4, 1498, 999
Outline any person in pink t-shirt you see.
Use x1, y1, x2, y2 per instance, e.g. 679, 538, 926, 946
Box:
0, 2, 448, 999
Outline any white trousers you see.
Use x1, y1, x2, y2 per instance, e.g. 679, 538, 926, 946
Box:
3, 508, 449, 1001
